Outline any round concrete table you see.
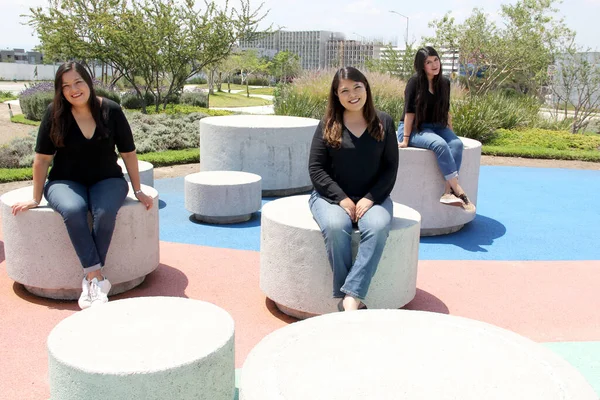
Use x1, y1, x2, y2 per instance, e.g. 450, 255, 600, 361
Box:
0, 184, 159, 299
391, 137, 481, 236
260, 195, 421, 318
185, 171, 262, 224
48, 297, 235, 400
200, 115, 318, 196
117, 159, 154, 187
240, 310, 597, 400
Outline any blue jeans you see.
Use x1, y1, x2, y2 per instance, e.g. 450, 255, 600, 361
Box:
44, 178, 129, 274
308, 192, 393, 300
397, 122, 463, 180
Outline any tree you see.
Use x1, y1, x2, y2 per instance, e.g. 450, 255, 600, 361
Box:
426, 0, 571, 96
238, 50, 267, 97
365, 43, 415, 80
27, 0, 268, 111
551, 40, 600, 133
269, 51, 301, 83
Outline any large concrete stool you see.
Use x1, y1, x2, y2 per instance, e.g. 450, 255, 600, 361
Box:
391, 137, 481, 236
200, 115, 318, 196
48, 297, 235, 400
0, 184, 159, 299
185, 171, 262, 224
240, 310, 597, 400
260, 195, 421, 319
117, 159, 154, 187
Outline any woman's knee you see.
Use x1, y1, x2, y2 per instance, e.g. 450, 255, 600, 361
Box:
448, 138, 464, 153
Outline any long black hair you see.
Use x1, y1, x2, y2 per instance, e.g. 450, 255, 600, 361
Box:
413, 46, 449, 130
50, 62, 106, 147
323, 67, 382, 149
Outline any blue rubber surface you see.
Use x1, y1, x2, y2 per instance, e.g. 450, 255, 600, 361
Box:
155, 166, 600, 261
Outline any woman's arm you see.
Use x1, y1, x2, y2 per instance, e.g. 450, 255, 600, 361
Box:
120, 151, 153, 210
11, 153, 53, 215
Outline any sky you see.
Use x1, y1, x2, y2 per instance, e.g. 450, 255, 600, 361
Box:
1, 0, 599, 52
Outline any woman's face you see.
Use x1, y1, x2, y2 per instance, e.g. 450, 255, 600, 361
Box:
423, 55, 441, 78
61, 70, 90, 107
336, 78, 367, 112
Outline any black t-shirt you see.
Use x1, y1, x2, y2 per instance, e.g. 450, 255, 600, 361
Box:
35, 98, 135, 186
308, 111, 399, 205
401, 75, 451, 123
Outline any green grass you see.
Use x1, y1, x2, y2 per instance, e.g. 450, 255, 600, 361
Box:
137, 148, 199, 167
0, 92, 17, 101
0, 167, 34, 183
482, 128, 600, 162
10, 114, 41, 126
208, 92, 272, 108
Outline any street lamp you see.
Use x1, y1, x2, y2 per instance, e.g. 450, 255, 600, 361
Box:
389, 10, 409, 47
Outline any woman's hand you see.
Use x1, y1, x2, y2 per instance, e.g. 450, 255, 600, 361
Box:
339, 197, 356, 221
11, 199, 39, 216
355, 198, 374, 220
135, 191, 153, 210
398, 141, 409, 149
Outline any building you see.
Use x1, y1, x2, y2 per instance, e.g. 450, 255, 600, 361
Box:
325, 40, 383, 70
0, 48, 44, 64
240, 30, 347, 70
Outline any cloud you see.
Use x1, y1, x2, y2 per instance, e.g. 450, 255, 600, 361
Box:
346, 0, 382, 16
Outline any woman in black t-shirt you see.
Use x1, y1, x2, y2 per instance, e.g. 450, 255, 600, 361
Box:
11, 62, 153, 309
397, 46, 475, 213
308, 67, 399, 311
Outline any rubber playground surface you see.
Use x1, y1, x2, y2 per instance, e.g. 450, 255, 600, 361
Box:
0, 164, 599, 399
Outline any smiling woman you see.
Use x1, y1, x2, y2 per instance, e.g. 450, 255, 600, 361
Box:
10, 61, 154, 310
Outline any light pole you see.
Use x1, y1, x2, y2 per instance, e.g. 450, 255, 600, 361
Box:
389, 10, 409, 48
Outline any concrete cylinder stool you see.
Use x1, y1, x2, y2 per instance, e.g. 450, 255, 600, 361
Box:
200, 115, 318, 196
260, 195, 421, 319
117, 159, 154, 187
0, 184, 159, 299
48, 297, 235, 400
391, 137, 481, 236
185, 171, 262, 224
240, 310, 597, 400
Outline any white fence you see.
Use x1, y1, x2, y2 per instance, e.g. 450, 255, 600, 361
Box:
0, 62, 103, 81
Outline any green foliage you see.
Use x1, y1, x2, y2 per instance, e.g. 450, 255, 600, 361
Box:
0, 90, 17, 101
0, 167, 34, 183
122, 91, 156, 110
11, 114, 41, 126
452, 93, 541, 143
19, 91, 53, 121
187, 77, 207, 84
208, 92, 271, 108
28, 0, 268, 112
128, 105, 232, 116
137, 148, 199, 166
181, 91, 208, 108
95, 87, 121, 104
268, 51, 301, 83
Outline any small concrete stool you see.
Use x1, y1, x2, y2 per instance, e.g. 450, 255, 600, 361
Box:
117, 159, 154, 187
185, 171, 262, 224
391, 137, 481, 236
0, 184, 159, 299
240, 310, 597, 400
260, 195, 421, 319
48, 297, 235, 400
200, 115, 318, 196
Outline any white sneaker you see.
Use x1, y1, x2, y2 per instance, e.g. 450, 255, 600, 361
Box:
89, 277, 112, 307
78, 277, 93, 310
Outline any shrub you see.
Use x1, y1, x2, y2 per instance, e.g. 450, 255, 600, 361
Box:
126, 112, 208, 153
187, 76, 207, 84
489, 128, 600, 151
181, 89, 208, 107
121, 90, 156, 109
0, 132, 37, 168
